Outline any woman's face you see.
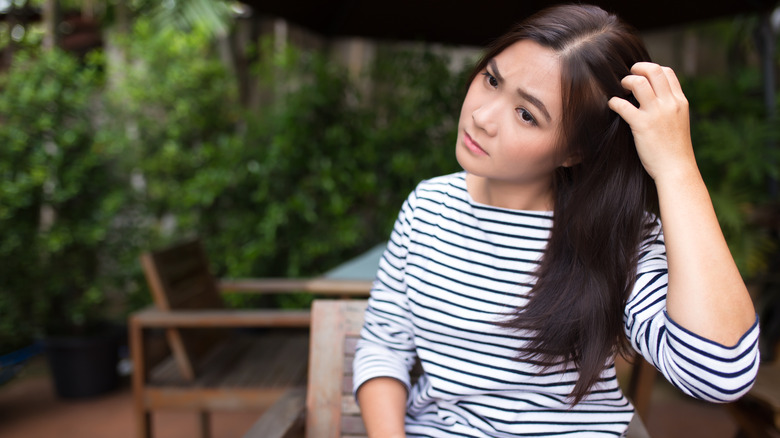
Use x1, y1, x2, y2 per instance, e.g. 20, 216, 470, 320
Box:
456, 40, 571, 206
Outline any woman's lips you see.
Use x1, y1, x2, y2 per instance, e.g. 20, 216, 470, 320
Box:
464, 132, 488, 156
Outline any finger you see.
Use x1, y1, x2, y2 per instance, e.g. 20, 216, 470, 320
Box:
662, 66, 687, 101
608, 96, 639, 123
620, 74, 656, 106
631, 62, 673, 99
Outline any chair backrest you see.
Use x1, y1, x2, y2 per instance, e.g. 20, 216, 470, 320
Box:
140, 239, 226, 381
306, 299, 652, 438
306, 299, 367, 438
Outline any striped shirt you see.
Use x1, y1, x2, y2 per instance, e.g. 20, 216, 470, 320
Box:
353, 172, 760, 437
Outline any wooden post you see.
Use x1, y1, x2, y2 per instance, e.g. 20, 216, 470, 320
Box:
41, 0, 61, 51
130, 317, 152, 438
199, 412, 211, 438
306, 301, 346, 438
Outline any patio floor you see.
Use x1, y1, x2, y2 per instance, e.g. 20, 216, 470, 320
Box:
0, 355, 740, 438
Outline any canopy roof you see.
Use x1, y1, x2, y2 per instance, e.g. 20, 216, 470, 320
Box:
244, 0, 778, 46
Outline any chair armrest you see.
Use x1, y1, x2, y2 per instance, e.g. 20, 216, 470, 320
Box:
130, 307, 311, 328
219, 277, 373, 296
242, 386, 306, 438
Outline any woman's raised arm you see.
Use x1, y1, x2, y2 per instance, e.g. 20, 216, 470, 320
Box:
609, 62, 756, 346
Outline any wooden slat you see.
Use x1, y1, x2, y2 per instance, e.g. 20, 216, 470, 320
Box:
148, 355, 189, 386
191, 337, 257, 387
141, 252, 174, 311
148, 332, 309, 388
342, 332, 365, 437
344, 337, 359, 354
242, 387, 307, 438
132, 308, 312, 328
165, 328, 195, 381
341, 414, 367, 436
342, 339, 366, 435
342, 394, 360, 416
165, 273, 222, 309
219, 278, 373, 296
342, 301, 369, 335
143, 240, 222, 309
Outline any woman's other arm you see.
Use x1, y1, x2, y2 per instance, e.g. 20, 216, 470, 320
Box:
609, 62, 756, 346
356, 377, 407, 438
353, 191, 421, 438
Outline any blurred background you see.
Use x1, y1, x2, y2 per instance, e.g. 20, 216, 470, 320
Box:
0, 0, 779, 437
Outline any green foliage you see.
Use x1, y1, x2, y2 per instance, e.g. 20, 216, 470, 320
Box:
237, 43, 465, 285
99, 19, 240, 308
0, 47, 138, 345
104, 25, 467, 312
364, 46, 468, 215
684, 68, 780, 277
104, 19, 238, 221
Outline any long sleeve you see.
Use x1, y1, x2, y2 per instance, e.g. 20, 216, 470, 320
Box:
624, 218, 760, 402
353, 190, 420, 396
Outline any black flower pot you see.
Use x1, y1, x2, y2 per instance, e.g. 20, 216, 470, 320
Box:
43, 328, 120, 398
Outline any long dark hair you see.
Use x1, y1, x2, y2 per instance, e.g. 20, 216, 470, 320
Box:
470, 4, 660, 404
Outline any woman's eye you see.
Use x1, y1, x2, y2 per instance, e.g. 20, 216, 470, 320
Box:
518, 108, 537, 125
482, 71, 498, 88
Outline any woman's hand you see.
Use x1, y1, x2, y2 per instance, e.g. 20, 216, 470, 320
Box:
608, 62, 695, 182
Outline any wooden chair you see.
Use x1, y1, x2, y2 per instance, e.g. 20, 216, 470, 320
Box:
726, 340, 780, 438
244, 299, 655, 438
129, 240, 372, 438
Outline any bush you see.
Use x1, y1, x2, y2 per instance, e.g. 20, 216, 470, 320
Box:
684, 68, 780, 277
237, 44, 466, 282
105, 25, 468, 310
0, 47, 137, 342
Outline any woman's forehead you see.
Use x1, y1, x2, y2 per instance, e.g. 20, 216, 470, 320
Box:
493, 40, 563, 119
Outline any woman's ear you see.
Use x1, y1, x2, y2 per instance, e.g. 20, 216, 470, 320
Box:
561, 152, 582, 168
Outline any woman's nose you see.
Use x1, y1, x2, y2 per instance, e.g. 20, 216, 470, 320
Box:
472, 102, 499, 136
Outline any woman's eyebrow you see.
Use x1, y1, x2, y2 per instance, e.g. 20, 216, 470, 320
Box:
488, 58, 552, 124
488, 59, 505, 83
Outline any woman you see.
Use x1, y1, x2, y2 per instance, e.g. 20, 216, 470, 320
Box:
353, 4, 760, 437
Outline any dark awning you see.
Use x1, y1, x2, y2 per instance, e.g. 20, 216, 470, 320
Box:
242, 0, 778, 46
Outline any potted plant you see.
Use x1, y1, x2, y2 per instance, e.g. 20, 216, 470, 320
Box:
0, 47, 138, 398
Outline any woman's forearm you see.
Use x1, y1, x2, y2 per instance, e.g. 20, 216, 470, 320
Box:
655, 165, 756, 346
356, 377, 408, 438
